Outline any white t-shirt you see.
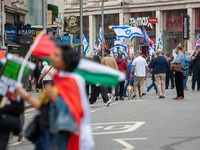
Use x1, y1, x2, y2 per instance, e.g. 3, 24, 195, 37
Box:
41, 65, 57, 80
132, 56, 147, 77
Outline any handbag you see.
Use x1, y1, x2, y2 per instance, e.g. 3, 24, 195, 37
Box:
170, 63, 182, 72
25, 115, 40, 143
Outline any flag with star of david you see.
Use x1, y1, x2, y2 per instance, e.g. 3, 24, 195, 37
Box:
83, 34, 90, 57
112, 26, 143, 39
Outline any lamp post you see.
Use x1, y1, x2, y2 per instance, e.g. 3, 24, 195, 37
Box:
42, 0, 47, 30
80, 0, 83, 55
101, 0, 105, 57
1, 0, 5, 46
123, 0, 124, 25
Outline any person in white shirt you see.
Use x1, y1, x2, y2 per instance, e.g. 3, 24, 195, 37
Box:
130, 51, 148, 98
38, 61, 57, 87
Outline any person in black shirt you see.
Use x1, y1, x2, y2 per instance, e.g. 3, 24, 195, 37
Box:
191, 48, 200, 91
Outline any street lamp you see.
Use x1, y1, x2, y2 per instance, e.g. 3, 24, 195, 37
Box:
101, 0, 105, 57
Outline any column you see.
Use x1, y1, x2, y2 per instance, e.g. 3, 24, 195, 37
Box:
89, 14, 96, 55
156, 10, 164, 50
187, 8, 195, 52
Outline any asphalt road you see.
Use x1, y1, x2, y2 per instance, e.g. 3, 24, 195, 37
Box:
10, 76, 200, 150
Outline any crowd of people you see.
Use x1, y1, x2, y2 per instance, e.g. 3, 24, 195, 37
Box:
0, 43, 200, 150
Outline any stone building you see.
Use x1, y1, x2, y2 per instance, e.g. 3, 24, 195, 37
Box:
64, 0, 200, 54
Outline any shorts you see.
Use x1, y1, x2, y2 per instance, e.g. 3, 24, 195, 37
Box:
133, 76, 145, 87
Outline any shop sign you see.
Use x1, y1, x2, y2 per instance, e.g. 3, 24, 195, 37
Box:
66, 16, 80, 34
5, 27, 17, 41
61, 36, 70, 44
18, 28, 36, 36
148, 18, 157, 24
130, 17, 153, 29
183, 15, 189, 40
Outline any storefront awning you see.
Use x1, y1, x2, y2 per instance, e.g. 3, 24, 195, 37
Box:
5, 39, 20, 47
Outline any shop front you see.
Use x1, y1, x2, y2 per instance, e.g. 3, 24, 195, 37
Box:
130, 11, 156, 55
163, 9, 187, 54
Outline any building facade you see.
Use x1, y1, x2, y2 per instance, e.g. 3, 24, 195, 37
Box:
64, 0, 200, 54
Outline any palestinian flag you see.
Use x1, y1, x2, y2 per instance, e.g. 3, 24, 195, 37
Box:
0, 51, 6, 71
54, 72, 94, 150
74, 58, 126, 87
30, 30, 57, 58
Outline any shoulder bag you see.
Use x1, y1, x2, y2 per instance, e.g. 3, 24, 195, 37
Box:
170, 63, 182, 72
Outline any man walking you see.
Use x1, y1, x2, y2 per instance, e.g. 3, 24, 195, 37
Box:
116, 53, 130, 100
130, 51, 148, 98
149, 49, 168, 98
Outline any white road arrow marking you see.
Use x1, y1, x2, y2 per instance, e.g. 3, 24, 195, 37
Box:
112, 138, 148, 150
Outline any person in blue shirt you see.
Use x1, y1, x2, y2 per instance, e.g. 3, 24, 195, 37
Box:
182, 47, 191, 90
172, 46, 185, 100
149, 49, 168, 99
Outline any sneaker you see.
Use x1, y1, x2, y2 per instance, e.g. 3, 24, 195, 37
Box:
142, 93, 146, 95
120, 97, 124, 100
184, 87, 189, 91
139, 95, 142, 98
105, 100, 111, 107
147, 92, 150, 95
18, 135, 24, 142
115, 97, 119, 101
159, 96, 165, 99
123, 95, 128, 97
133, 95, 137, 98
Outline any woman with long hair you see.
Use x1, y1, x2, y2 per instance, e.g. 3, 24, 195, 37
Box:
16, 45, 94, 150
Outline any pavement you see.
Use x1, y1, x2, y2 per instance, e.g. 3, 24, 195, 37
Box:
10, 76, 200, 150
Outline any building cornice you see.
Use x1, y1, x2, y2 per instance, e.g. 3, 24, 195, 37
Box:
5, 5, 28, 15
64, 0, 200, 16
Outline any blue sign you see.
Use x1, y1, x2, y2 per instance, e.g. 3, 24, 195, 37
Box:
61, 36, 70, 44
5, 27, 17, 41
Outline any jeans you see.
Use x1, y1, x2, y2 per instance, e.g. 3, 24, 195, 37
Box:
192, 68, 200, 90
123, 78, 134, 95
147, 81, 158, 94
183, 69, 189, 88
0, 131, 10, 150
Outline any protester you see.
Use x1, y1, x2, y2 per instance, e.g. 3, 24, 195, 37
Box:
101, 49, 118, 95
16, 44, 94, 150
38, 61, 57, 87
33, 61, 42, 92
130, 51, 148, 98
116, 53, 130, 100
123, 56, 135, 96
191, 47, 200, 91
149, 49, 168, 98
172, 46, 185, 100
182, 47, 191, 90
166, 54, 175, 89
146, 53, 158, 95
0, 53, 25, 149
89, 55, 111, 106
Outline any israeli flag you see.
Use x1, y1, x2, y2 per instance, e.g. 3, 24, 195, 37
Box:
114, 40, 129, 56
98, 24, 105, 44
93, 41, 99, 55
83, 34, 89, 57
148, 46, 155, 57
112, 26, 143, 39
158, 29, 163, 50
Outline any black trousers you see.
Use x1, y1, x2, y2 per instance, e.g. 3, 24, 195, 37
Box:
175, 72, 184, 97
115, 81, 125, 98
166, 72, 175, 89
89, 84, 109, 104
0, 131, 10, 150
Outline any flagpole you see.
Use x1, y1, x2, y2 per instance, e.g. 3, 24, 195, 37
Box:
80, 0, 83, 55
1, 0, 5, 46
101, 0, 105, 57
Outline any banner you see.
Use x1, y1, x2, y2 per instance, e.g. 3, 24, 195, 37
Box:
0, 53, 36, 100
